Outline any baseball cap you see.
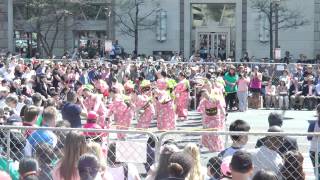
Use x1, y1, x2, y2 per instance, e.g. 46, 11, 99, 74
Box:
87, 111, 98, 120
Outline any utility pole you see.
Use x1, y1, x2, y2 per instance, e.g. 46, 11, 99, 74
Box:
274, 0, 280, 48
7, 0, 14, 52
269, 1, 273, 60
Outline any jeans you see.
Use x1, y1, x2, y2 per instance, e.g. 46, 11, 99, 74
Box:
278, 95, 289, 109
237, 91, 248, 111
225, 92, 237, 110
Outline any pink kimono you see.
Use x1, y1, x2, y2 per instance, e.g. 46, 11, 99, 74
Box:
213, 83, 227, 121
134, 95, 155, 129
156, 90, 176, 130
107, 96, 135, 139
155, 78, 168, 119
174, 79, 189, 118
83, 94, 107, 128
197, 98, 224, 152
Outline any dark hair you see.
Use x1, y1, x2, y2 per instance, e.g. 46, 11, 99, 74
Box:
67, 91, 77, 103
207, 156, 222, 179
19, 158, 39, 180
78, 154, 100, 180
23, 106, 39, 123
31, 93, 43, 106
160, 70, 167, 78
230, 150, 253, 174
229, 120, 250, 141
179, 72, 186, 78
168, 152, 193, 179
268, 112, 283, 127
281, 151, 305, 180
253, 170, 277, 180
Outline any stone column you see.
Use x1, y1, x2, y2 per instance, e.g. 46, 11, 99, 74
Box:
7, 0, 13, 52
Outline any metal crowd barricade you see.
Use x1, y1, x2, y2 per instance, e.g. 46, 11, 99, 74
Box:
157, 131, 320, 180
0, 126, 159, 177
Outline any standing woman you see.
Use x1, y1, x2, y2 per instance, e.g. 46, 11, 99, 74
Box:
197, 89, 224, 152
174, 72, 190, 121
154, 88, 176, 131
52, 131, 88, 180
250, 66, 263, 109
224, 65, 239, 111
237, 73, 250, 112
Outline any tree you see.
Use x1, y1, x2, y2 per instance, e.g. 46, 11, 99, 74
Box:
251, 0, 309, 59
114, 0, 159, 55
15, 0, 78, 58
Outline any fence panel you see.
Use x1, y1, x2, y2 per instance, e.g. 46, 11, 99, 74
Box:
158, 131, 320, 180
0, 126, 158, 178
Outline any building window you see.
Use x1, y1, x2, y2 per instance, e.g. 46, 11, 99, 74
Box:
156, 10, 167, 42
14, 31, 37, 57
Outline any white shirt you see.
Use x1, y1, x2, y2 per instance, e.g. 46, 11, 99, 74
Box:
249, 146, 283, 175
107, 164, 140, 180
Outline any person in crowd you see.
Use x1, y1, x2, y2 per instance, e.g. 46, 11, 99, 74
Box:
52, 131, 88, 180
252, 170, 277, 180
307, 104, 320, 176
218, 119, 250, 159
302, 75, 316, 110
224, 65, 238, 111
167, 152, 194, 180
229, 150, 253, 180
303, 65, 316, 85
107, 142, 141, 180
206, 156, 222, 180
277, 79, 289, 110
174, 72, 190, 120
265, 80, 277, 109
35, 143, 55, 180
34, 74, 49, 98
183, 143, 206, 180
280, 151, 305, 180
18, 158, 39, 180
237, 73, 250, 112
250, 126, 284, 175
256, 112, 298, 156
279, 69, 291, 89
289, 77, 304, 110
83, 111, 104, 142
24, 106, 58, 157
5, 95, 24, 115
250, 66, 262, 109
61, 90, 87, 128
31, 93, 44, 126
197, 89, 224, 152
22, 105, 39, 138
78, 153, 105, 180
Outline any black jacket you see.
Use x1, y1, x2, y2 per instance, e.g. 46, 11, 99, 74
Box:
256, 136, 298, 156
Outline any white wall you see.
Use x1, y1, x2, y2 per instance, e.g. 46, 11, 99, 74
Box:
246, 0, 315, 59
115, 0, 180, 55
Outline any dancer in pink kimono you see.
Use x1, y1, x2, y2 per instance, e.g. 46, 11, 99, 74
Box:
107, 86, 135, 139
212, 80, 227, 123
134, 80, 155, 129
197, 89, 224, 152
82, 87, 107, 128
154, 89, 176, 131
174, 72, 190, 120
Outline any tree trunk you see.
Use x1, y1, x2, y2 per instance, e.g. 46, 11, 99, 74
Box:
134, 2, 139, 55
269, 2, 273, 60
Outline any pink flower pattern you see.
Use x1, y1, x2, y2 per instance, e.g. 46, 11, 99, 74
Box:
156, 90, 176, 130
134, 95, 155, 129
174, 79, 189, 118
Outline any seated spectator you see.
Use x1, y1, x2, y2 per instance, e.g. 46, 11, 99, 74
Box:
22, 105, 39, 138
250, 127, 284, 175
277, 80, 289, 110
289, 77, 304, 110
183, 143, 206, 180
207, 157, 222, 180
280, 151, 305, 180
35, 143, 56, 180
256, 112, 298, 156
302, 75, 316, 110
61, 90, 87, 128
78, 154, 103, 180
167, 152, 193, 180
83, 111, 103, 142
0, 171, 12, 180
265, 80, 276, 109
24, 106, 58, 157
229, 150, 253, 180
52, 131, 88, 180
107, 142, 141, 180
218, 120, 250, 159
252, 170, 277, 180
18, 158, 39, 180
